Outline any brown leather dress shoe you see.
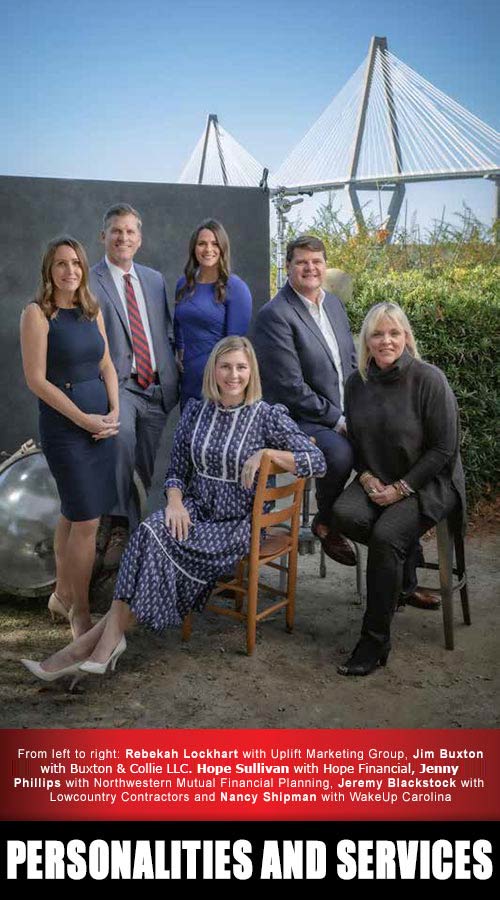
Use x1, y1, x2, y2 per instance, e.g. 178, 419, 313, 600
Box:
311, 516, 357, 566
403, 588, 441, 610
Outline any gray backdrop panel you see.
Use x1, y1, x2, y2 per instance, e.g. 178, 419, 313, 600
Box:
0, 175, 270, 455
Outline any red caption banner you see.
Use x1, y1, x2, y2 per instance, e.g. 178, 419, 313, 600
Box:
2, 728, 498, 821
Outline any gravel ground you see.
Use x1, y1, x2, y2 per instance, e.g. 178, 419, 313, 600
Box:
1, 527, 498, 730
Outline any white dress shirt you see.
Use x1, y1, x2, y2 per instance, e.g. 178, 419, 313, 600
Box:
295, 287, 345, 430
105, 256, 157, 372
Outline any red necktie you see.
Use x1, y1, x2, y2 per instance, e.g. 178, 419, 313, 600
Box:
124, 274, 154, 388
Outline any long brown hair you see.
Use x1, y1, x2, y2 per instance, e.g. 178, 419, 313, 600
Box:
35, 236, 99, 320
176, 219, 231, 304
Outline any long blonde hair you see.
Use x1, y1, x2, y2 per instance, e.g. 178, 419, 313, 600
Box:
202, 336, 262, 405
358, 302, 419, 379
35, 236, 99, 320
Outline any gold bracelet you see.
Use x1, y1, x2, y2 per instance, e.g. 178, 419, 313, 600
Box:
393, 480, 410, 498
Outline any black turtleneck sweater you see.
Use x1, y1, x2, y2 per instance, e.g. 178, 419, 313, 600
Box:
345, 349, 466, 525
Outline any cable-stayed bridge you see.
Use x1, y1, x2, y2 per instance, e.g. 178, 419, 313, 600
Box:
179, 37, 499, 237
179, 113, 266, 188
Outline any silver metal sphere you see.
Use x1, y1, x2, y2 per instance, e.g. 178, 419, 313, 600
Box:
0, 445, 58, 596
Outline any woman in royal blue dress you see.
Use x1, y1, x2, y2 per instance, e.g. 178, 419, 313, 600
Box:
20, 237, 119, 639
21, 336, 325, 684
174, 219, 252, 408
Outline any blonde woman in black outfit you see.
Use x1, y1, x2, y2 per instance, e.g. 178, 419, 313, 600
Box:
332, 302, 466, 676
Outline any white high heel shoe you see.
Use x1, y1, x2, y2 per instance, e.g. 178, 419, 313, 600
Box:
20, 658, 82, 690
47, 592, 71, 623
79, 636, 127, 675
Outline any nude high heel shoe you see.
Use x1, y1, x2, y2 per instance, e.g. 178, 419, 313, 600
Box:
47, 592, 71, 623
20, 658, 83, 691
79, 636, 127, 675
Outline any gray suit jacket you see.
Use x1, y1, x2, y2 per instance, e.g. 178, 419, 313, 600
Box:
253, 281, 357, 427
90, 258, 178, 413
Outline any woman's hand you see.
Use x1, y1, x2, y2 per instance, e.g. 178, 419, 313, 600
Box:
370, 485, 401, 507
241, 450, 264, 489
94, 411, 120, 441
83, 413, 120, 441
361, 475, 386, 499
165, 500, 192, 540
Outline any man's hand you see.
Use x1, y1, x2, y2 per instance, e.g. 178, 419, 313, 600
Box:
334, 415, 347, 436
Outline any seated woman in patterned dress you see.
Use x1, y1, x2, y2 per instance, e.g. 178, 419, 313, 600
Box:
21, 336, 326, 684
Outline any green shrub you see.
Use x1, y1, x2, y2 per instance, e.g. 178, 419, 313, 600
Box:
269, 203, 499, 505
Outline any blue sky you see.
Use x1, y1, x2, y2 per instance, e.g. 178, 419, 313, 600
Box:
1, 0, 498, 233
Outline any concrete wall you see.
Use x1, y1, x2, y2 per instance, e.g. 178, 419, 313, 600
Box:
0, 176, 270, 451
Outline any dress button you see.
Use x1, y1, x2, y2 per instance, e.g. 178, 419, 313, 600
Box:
65, 382, 71, 389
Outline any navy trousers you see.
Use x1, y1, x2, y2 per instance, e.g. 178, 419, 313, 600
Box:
297, 421, 354, 525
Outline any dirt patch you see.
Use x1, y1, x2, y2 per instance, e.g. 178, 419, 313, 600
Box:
1, 528, 498, 730
467, 494, 500, 535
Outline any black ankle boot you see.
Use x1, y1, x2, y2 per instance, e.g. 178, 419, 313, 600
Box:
337, 636, 390, 676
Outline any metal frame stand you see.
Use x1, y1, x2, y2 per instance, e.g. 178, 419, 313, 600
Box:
273, 190, 308, 288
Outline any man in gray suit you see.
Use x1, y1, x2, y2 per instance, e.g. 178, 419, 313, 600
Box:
253, 234, 357, 565
90, 203, 178, 566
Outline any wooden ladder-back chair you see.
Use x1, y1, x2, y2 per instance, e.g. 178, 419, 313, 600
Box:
182, 450, 307, 655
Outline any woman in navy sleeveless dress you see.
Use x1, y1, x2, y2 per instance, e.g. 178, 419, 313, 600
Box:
22, 337, 325, 683
20, 237, 119, 638
174, 219, 252, 408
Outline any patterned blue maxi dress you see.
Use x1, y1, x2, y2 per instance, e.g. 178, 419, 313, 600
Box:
114, 398, 326, 630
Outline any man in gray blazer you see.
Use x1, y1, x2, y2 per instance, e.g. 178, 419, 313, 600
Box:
253, 234, 357, 565
90, 203, 178, 566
